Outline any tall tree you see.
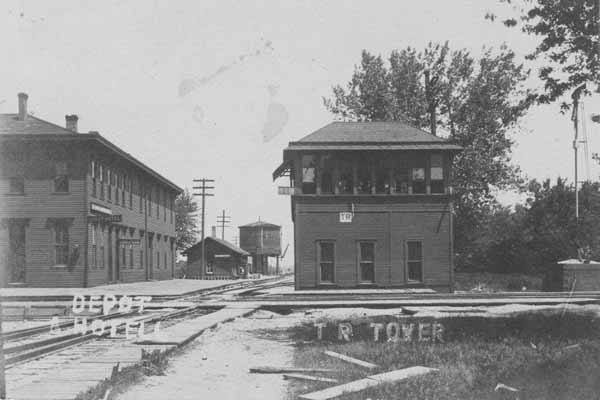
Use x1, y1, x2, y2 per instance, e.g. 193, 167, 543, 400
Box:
488, 0, 600, 110
175, 188, 199, 252
323, 44, 534, 264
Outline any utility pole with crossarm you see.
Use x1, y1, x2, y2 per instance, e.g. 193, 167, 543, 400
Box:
193, 179, 214, 279
217, 210, 231, 241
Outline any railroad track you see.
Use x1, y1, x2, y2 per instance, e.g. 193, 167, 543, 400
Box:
2, 276, 289, 368
4, 305, 214, 368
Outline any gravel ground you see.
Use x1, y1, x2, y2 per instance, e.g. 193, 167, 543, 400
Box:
116, 310, 298, 400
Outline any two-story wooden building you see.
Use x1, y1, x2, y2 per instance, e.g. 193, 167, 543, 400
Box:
273, 122, 461, 291
0, 93, 182, 287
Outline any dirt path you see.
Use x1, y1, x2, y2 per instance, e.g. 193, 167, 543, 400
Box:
116, 310, 297, 400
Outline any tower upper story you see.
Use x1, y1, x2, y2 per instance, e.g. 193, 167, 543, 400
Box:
273, 122, 462, 197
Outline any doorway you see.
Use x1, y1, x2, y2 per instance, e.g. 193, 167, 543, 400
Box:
107, 228, 113, 282
8, 223, 26, 284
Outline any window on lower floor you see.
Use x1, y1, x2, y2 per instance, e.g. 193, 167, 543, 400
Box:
318, 241, 334, 283
91, 226, 97, 269
206, 261, 214, 274
129, 247, 134, 268
92, 244, 97, 268
100, 245, 105, 269
54, 223, 69, 265
164, 252, 167, 269
122, 246, 126, 266
9, 177, 25, 194
140, 249, 144, 268
407, 241, 423, 282
157, 251, 160, 268
359, 242, 375, 283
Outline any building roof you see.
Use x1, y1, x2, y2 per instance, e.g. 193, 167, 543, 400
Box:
0, 114, 79, 135
239, 220, 281, 229
183, 236, 250, 256
0, 114, 182, 193
285, 121, 462, 151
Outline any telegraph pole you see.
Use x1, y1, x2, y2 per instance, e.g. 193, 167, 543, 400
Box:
571, 84, 586, 221
217, 210, 231, 240
193, 179, 214, 278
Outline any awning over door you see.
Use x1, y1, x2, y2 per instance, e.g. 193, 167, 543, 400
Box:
272, 160, 292, 181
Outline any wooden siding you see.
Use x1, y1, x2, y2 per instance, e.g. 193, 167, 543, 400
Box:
293, 197, 451, 290
0, 177, 87, 287
185, 239, 247, 278
84, 145, 177, 286
0, 139, 178, 288
239, 226, 281, 255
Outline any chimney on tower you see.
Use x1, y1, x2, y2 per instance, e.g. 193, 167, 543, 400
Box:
17, 93, 28, 120
65, 115, 79, 132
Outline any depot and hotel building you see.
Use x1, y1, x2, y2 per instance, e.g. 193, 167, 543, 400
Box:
0, 93, 182, 287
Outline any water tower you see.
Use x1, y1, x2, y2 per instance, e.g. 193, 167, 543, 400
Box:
239, 220, 281, 275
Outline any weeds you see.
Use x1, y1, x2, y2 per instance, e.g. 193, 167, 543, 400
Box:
287, 310, 600, 400
74, 349, 170, 400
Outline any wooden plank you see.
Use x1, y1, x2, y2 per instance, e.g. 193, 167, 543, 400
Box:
299, 366, 438, 400
283, 374, 338, 383
323, 350, 378, 370
250, 367, 334, 374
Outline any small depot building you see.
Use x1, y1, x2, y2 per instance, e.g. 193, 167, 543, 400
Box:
183, 237, 249, 279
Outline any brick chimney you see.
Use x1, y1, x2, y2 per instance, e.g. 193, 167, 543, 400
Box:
211, 226, 217, 238
17, 93, 28, 120
65, 115, 78, 132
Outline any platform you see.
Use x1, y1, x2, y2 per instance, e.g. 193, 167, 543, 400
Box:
0, 277, 276, 301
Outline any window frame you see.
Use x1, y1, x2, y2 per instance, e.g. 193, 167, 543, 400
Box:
357, 241, 376, 283
406, 240, 424, 283
53, 161, 69, 193
91, 225, 97, 269
430, 154, 445, 194
317, 240, 335, 284
53, 222, 69, 266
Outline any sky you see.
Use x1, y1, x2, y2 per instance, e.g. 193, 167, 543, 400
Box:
1, 0, 598, 266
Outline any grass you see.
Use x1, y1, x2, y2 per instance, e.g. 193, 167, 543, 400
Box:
454, 271, 543, 292
286, 311, 600, 400
74, 349, 172, 400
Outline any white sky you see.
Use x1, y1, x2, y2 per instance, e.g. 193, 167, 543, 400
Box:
1, 1, 599, 265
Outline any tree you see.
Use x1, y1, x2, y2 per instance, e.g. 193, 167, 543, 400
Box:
323, 44, 534, 266
471, 179, 600, 273
488, 0, 600, 110
175, 188, 199, 252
